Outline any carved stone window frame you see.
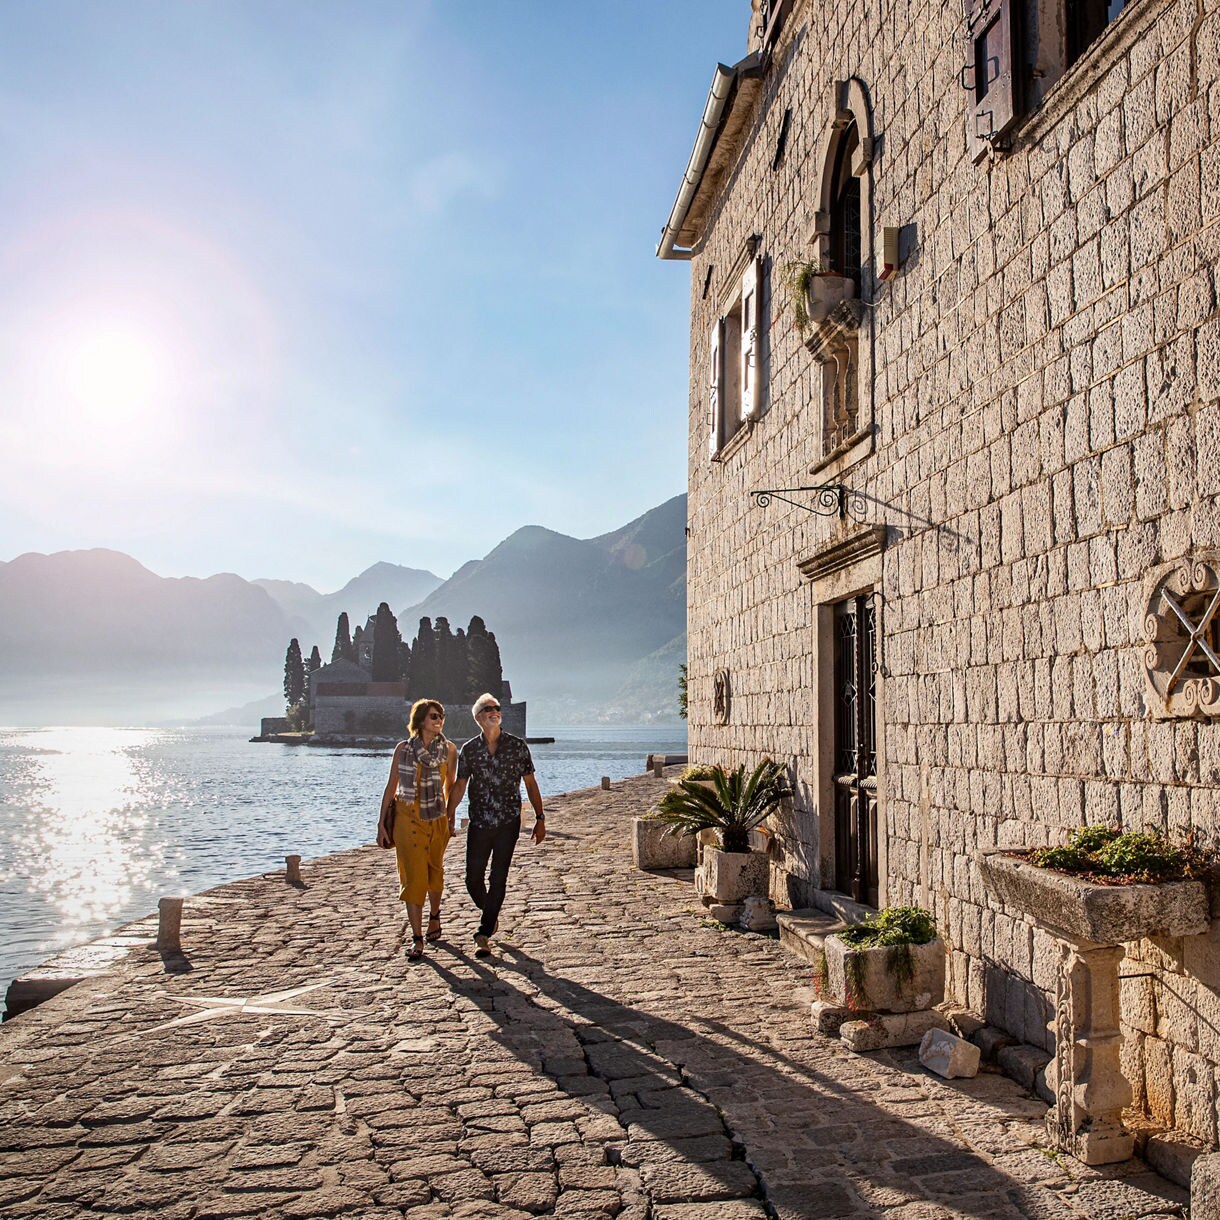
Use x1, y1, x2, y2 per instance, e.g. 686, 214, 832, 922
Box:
806, 78, 876, 478
1143, 554, 1220, 719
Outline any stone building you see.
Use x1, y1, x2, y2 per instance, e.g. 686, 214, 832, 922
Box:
661, 0, 1220, 1168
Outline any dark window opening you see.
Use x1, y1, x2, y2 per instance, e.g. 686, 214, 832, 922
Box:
829, 127, 861, 282
1067, 0, 1127, 66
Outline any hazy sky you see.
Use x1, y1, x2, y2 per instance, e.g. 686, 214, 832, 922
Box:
0, 1, 745, 591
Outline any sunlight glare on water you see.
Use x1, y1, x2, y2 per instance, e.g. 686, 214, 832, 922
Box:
0, 724, 686, 1013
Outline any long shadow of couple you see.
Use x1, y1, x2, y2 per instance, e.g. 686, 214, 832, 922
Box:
427, 941, 1034, 1219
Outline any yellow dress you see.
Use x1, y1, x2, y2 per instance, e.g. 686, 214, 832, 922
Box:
393, 753, 451, 905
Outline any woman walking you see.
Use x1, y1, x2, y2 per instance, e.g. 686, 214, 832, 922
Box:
378, 699, 458, 960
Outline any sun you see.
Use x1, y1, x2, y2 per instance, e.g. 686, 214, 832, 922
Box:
64, 325, 169, 423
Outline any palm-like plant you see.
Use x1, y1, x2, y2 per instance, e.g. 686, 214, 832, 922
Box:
649, 759, 791, 853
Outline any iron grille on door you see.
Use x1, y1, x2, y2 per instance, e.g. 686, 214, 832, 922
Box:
833, 593, 878, 906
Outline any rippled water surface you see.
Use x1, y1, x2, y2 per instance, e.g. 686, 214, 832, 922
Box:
0, 724, 685, 1011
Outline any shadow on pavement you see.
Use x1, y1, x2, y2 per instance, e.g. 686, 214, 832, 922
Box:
428, 942, 1042, 1218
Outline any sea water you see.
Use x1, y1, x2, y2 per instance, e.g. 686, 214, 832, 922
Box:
0, 724, 686, 1012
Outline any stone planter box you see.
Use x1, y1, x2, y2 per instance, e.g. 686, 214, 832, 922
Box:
822, 934, 945, 1014
978, 847, 1211, 1167
631, 817, 697, 870
977, 849, 1209, 943
696, 846, 768, 905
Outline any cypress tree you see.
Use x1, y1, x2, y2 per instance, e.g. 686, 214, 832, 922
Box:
352, 624, 365, 670
466, 615, 502, 700
332, 613, 354, 664
434, 616, 456, 700
283, 638, 305, 710
371, 602, 404, 682
407, 617, 439, 697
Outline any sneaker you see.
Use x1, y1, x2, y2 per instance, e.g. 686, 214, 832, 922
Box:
474, 933, 491, 957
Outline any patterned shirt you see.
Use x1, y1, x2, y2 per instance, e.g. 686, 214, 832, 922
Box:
457, 732, 535, 830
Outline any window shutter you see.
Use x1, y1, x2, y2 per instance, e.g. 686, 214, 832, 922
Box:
966, 0, 1021, 161
708, 318, 723, 456
740, 258, 761, 422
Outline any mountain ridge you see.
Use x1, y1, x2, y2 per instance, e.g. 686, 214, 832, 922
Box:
0, 494, 687, 724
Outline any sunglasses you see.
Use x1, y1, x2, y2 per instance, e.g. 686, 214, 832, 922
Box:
427, 712, 445, 720
480, 706, 502, 715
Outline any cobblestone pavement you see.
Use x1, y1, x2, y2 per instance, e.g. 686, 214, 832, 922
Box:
0, 773, 1190, 1219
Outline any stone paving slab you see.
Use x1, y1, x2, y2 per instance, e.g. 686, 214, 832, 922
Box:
0, 773, 1192, 1218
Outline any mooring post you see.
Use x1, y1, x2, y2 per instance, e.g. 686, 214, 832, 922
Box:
653, 760, 664, 778
285, 854, 302, 883
157, 897, 183, 953
601, 776, 611, 790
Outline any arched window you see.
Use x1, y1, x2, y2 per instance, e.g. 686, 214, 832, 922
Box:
829, 126, 862, 283
806, 92, 870, 461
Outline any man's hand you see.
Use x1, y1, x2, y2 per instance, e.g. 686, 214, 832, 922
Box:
532, 819, 546, 845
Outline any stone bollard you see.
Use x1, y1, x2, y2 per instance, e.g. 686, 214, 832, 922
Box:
285, 854, 302, 883
653, 760, 664, 778
601, 776, 611, 790
157, 897, 183, 953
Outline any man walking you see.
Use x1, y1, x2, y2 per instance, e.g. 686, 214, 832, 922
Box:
447, 692, 545, 957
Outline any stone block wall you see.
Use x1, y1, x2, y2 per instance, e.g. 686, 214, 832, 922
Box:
681, 0, 1220, 1140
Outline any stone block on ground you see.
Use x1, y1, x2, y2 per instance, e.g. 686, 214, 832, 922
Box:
1192, 1151, 1220, 1219
971, 1024, 1016, 1062
632, 818, 697, 870
840, 1009, 950, 1053
919, 1028, 981, 1079
738, 895, 776, 932
1146, 1131, 1209, 1189
810, 1000, 859, 1036
996, 1042, 1051, 1092
706, 903, 741, 924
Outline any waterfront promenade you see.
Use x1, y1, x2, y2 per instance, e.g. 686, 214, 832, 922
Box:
0, 772, 1189, 1218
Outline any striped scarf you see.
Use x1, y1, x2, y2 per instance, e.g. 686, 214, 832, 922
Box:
397, 733, 448, 821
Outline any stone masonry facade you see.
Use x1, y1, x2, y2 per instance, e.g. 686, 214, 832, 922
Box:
668, 0, 1220, 1150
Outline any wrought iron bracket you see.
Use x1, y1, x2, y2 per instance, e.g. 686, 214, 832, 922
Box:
751, 484, 847, 518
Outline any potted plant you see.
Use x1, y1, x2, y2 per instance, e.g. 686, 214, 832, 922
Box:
815, 906, 944, 1014
781, 258, 857, 337
648, 760, 791, 905
978, 827, 1211, 944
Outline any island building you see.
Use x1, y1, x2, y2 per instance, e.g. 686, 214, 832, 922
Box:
306, 659, 524, 743
661, 0, 1220, 1173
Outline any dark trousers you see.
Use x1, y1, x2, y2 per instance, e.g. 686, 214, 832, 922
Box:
465, 820, 521, 936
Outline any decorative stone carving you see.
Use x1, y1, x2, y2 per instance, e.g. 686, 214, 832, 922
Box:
1143, 554, 1220, 718
979, 849, 1211, 1166
712, 667, 731, 724
1051, 940, 1133, 1164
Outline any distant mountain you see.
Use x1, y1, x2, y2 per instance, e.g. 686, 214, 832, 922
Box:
0, 496, 687, 725
0, 549, 301, 723
399, 494, 687, 722
254, 562, 441, 654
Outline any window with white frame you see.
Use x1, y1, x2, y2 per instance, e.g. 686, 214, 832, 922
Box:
708, 251, 762, 458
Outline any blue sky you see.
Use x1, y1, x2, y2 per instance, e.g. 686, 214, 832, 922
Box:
0, 1, 745, 590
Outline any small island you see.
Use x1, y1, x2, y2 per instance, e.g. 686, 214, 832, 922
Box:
255, 604, 525, 746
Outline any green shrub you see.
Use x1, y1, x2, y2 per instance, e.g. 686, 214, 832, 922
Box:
679, 763, 719, 781
837, 905, 937, 949
1028, 827, 1201, 885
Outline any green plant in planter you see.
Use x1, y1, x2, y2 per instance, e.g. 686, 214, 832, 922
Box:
1027, 826, 1206, 885
780, 258, 826, 338
648, 759, 791, 853
836, 905, 938, 997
